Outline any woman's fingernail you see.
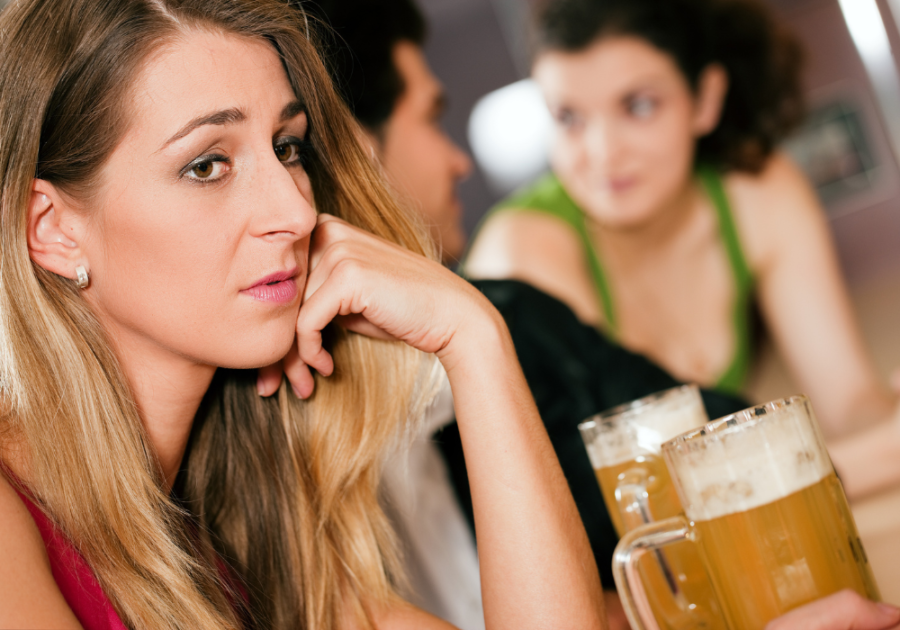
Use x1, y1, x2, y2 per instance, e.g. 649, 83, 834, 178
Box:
257, 378, 266, 396
292, 385, 304, 399
878, 602, 900, 613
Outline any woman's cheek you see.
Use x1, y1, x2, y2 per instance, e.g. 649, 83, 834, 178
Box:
550, 135, 583, 182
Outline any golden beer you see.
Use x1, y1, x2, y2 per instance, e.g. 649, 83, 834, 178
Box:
595, 455, 682, 537
596, 456, 723, 629
581, 386, 726, 630
614, 396, 881, 630
694, 472, 878, 630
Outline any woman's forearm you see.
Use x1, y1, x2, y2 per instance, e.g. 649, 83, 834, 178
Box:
829, 415, 900, 500
439, 310, 607, 630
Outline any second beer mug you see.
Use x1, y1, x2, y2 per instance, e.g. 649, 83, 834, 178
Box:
579, 385, 725, 629
614, 395, 880, 630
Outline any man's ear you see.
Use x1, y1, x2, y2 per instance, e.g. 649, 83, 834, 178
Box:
27, 179, 89, 282
692, 63, 729, 137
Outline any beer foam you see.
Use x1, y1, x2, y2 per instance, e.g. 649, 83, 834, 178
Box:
584, 391, 707, 469
665, 402, 832, 522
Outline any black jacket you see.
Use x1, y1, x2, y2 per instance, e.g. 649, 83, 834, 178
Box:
435, 279, 747, 588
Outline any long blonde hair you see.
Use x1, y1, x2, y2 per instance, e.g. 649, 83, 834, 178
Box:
0, 1, 436, 628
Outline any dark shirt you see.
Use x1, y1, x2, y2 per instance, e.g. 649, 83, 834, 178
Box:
435, 279, 747, 589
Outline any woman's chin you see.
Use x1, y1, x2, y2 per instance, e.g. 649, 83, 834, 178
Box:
214, 334, 297, 371
584, 203, 659, 231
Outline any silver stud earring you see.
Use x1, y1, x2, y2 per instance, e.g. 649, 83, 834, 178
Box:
75, 265, 89, 289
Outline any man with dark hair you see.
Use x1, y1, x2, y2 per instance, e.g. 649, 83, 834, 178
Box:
300, 6, 486, 628
307, 0, 471, 264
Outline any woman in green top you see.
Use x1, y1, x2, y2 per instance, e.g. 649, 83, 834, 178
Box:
466, 0, 900, 499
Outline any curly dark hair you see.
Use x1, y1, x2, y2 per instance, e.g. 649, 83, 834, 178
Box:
303, 0, 426, 133
534, 0, 805, 173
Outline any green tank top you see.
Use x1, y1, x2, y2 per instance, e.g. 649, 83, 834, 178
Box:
476, 166, 754, 395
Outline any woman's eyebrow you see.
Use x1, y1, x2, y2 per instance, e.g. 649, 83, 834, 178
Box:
160, 107, 246, 150
279, 100, 305, 123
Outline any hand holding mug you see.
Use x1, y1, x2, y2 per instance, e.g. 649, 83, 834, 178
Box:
765, 591, 900, 630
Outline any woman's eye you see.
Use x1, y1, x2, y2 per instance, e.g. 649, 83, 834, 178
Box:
274, 138, 309, 165
184, 157, 230, 182
627, 96, 658, 119
275, 142, 299, 163
555, 108, 581, 131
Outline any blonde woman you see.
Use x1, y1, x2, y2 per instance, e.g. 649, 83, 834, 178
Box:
0, 1, 605, 629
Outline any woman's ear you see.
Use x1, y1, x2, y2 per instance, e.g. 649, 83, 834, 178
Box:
27, 179, 88, 282
692, 63, 729, 137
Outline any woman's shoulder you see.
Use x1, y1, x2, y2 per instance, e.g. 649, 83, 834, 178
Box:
723, 151, 827, 271
466, 171, 590, 273
467, 206, 585, 276
367, 601, 458, 630
0, 471, 83, 628
0, 470, 51, 572
465, 208, 601, 325
726, 152, 815, 201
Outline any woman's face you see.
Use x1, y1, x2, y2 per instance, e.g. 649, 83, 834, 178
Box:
534, 36, 721, 229
80, 30, 317, 370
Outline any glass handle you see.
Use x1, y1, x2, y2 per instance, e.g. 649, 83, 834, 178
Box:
614, 471, 653, 531
613, 515, 693, 630
615, 477, 685, 603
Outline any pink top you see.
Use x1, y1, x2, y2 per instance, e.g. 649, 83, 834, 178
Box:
14, 487, 127, 630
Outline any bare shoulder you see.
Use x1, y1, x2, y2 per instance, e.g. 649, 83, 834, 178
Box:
725, 152, 828, 270
466, 209, 583, 276
371, 602, 458, 630
0, 472, 82, 629
465, 209, 601, 324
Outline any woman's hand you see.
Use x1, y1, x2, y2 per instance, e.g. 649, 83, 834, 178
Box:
262, 214, 497, 398
765, 591, 900, 630
261, 214, 606, 630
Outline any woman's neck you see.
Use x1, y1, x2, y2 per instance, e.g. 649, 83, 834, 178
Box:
590, 178, 704, 268
112, 338, 216, 492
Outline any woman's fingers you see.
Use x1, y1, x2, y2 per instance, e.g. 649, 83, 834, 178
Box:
256, 362, 284, 397
256, 344, 317, 399
283, 343, 317, 399
765, 591, 900, 630
295, 213, 490, 386
334, 314, 399, 341
295, 257, 363, 376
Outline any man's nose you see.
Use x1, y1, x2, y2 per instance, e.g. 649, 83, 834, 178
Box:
449, 137, 473, 180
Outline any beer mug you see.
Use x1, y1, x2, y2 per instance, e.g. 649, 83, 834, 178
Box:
614, 395, 880, 630
579, 385, 725, 630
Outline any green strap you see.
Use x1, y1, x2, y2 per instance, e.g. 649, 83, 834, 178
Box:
470, 169, 754, 394
487, 174, 618, 337
697, 165, 754, 394
563, 201, 619, 337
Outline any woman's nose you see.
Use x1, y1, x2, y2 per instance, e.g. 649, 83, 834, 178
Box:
584, 119, 621, 166
249, 154, 318, 240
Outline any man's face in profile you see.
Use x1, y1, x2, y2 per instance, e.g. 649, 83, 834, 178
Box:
379, 41, 472, 264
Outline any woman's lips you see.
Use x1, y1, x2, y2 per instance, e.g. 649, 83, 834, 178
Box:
241, 268, 299, 304
608, 176, 637, 194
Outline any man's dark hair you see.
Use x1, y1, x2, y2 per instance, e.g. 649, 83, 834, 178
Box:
304, 0, 426, 132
